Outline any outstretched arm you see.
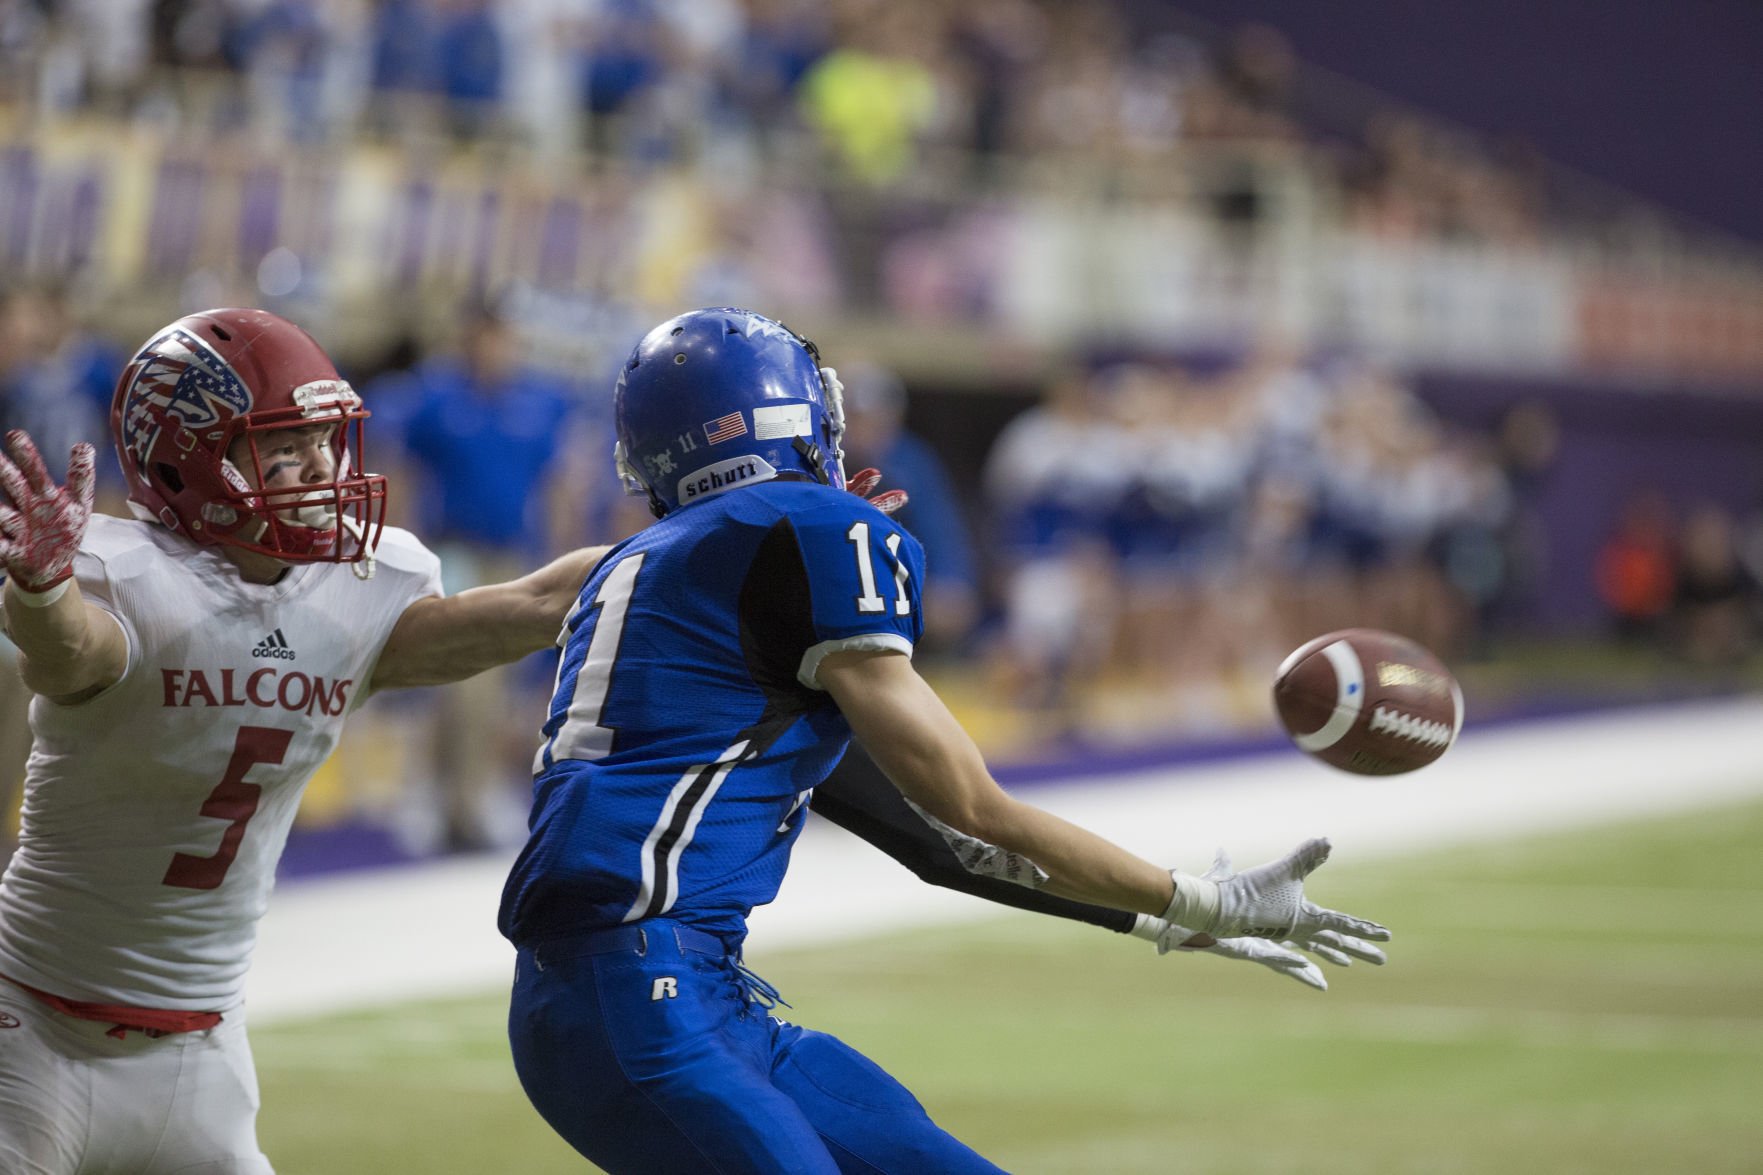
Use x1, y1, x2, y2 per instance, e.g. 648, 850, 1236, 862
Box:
818, 647, 1177, 918
369, 546, 609, 692
0, 431, 126, 702
817, 647, 1390, 945
812, 746, 1388, 990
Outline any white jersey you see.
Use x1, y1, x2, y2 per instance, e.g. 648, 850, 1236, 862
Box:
0, 515, 443, 1011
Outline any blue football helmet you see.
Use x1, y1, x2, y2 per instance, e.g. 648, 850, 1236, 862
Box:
614, 307, 846, 517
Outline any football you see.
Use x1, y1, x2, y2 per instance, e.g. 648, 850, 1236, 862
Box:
1272, 628, 1463, 775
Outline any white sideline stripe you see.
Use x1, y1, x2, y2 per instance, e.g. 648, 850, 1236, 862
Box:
246, 697, 1763, 1024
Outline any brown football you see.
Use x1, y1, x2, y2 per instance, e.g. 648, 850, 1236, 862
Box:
1272, 628, 1463, 775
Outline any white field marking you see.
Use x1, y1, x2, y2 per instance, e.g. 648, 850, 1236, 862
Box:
246, 697, 1763, 1025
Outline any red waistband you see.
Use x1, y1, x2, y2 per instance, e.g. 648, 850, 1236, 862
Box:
2, 974, 224, 1039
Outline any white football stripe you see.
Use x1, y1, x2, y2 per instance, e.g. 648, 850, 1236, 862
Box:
1449, 676, 1465, 744
1293, 639, 1366, 752
1369, 706, 1454, 748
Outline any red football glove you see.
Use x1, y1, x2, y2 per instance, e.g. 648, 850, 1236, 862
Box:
0, 430, 96, 594
847, 467, 908, 516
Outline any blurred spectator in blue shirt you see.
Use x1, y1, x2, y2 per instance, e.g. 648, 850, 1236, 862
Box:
980, 367, 1128, 723
370, 0, 439, 94
0, 285, 121, 505
398, 305, 576, 563
735, 0, 832, 124
839, 360, 979, 653
577, 0, 665, 150
377, 297, 580, 853
436, 0, 503, 138
231, 0, 337, 140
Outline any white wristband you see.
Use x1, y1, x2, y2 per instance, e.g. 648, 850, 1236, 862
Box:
8, 578, 71, 608
1163, 870, 1221, 935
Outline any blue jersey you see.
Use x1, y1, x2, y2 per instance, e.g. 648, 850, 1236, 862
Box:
499, 480, 926, 946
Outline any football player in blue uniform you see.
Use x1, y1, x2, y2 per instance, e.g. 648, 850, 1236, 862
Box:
499, 308, 1391, 1174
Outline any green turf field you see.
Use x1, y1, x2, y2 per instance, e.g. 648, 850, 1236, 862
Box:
254, 798, 1763, 1173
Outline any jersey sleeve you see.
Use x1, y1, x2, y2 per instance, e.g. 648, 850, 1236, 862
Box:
782, 498, 926, 691
67, 549, 141, 687
370, 526, 446, 603
350, 526, 445, 707
58, 522, 144, 687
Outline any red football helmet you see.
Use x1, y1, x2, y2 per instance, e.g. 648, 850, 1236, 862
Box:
110, 308, 387, 565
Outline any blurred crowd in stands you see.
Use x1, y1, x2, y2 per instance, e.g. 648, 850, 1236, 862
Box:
1596, 490, 1763, 673
978, 348, 1547, 736
1, 0, 1554, 248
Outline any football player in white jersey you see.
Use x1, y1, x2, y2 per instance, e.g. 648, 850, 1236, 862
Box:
0, 308, 608, 1175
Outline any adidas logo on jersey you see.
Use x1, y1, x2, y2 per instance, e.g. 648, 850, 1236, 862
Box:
252, 629, 297, 661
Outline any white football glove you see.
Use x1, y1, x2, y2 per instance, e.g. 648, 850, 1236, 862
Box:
1130, 915, 1388, 991
1163, 838, 1390, 943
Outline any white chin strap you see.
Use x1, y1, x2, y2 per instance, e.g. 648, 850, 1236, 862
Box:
341, 513, 376, 580
818, 365, 848, 484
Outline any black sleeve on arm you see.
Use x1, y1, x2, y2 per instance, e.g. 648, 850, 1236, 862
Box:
810, 743, 1137, 934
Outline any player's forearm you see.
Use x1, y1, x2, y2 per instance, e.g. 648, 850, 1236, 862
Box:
812, 749, 1139, 933
3, 583, 120, 696
978, 797, 1177, 918
530, 546, 609, 626
897, 752, 1173, 917
825, 655, 1175, 918
849, 688, 1177, 917
371, 546, 609, 690
476, 545, 608, 660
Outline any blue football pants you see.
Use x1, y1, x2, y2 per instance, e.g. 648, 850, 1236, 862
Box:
508, 920, 1009, 1174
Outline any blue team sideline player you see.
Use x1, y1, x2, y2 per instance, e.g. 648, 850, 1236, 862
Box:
498, 308, 1391, 1173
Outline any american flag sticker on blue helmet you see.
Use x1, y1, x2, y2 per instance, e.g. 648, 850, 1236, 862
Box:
753, 403, 812, 440
704, 411, 748, 445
